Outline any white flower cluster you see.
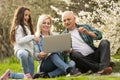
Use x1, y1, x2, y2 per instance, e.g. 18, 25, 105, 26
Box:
77, 0, 120, 54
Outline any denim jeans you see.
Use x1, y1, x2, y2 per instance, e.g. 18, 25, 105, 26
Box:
9, 73, 24, 79
38, 53, 75, 77
70, 40, 110, 73
9, 49, 34, 79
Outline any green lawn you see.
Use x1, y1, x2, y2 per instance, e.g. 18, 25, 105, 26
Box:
0, 53, 120, 80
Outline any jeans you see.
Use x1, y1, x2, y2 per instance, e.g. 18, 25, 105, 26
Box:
9, 49, 34, 79
9, 73, 24, 79
70, 40, 110, 73
38, 53, 75, 77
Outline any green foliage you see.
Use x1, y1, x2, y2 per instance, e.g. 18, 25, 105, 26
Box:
0, 0, 120, 58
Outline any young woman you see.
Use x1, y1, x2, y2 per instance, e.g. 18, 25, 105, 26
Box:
33, 15, 80, 79
0, 6, 39, 80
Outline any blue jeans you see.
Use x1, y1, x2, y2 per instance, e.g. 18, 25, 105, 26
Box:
38, 53, 75, 77
9, 73, 24, 79
9, 49, 34, 79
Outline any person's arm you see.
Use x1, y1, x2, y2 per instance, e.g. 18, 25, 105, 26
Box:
33, 38, 47, 60
37, 52, 47, 58
33, 40, 42, 60
87, 30, 97, 38
78, 27, 97, 38
78, 24, 102, 40
15, 25, 34, 44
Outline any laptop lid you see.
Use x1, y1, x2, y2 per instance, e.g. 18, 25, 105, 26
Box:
43, 33, 71, 53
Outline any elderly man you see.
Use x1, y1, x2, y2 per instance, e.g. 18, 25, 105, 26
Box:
61, 11, 112, 74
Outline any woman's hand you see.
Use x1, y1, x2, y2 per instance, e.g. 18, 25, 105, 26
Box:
63, 48, 72, 54
34, 35, 40, 42
37, 51, 48, 58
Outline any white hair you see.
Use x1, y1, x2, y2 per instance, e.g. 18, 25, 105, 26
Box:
62, 11, 74, 21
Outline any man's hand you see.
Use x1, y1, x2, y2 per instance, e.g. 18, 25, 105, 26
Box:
78, 27, 97, 37
78, 27, 89, 35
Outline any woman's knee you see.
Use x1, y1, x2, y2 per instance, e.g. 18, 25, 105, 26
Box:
16, 49, 29, 59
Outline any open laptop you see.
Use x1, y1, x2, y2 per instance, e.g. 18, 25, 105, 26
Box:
43, 33, 71, 53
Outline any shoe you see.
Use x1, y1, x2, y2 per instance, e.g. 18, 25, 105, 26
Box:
0, 69, 10, 80
24, 73, 32, 79
97, 67, 112, 75
67, 67, 81, 76
109, 62, 115, 68
32, 72, 49, 79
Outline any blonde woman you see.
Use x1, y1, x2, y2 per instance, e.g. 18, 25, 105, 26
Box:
33, 15, 80, 79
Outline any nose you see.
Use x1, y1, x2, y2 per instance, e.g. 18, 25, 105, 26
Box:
27, 15, 29, 19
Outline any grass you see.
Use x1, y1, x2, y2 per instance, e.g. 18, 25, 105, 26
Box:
0, 52, 120, 80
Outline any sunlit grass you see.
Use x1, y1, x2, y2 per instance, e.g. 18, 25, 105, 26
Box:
0, 54, 120, 80
0, 56, 38, 76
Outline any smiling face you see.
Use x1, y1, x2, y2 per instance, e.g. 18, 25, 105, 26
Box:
41, 18, 51, 34
62, 11, 76, 30
24, 10, 30, 24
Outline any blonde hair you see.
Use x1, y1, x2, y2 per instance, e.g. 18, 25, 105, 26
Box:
35, 14, 52, 37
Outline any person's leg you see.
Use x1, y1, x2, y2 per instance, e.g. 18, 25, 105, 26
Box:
70, 51, 99, 73
48, 68, 65, 78
34, 58, 59, 78
40, 58, 57, 73
33, 53, 80, 78
28, 55, 34, 76
48, 58, 76, 77
70, 51, 89, 73
9, 72, 24, 79
49, 53, 70, 73
49, 53, 80, 76
97, 40, 110, 70
15, 49, 31, 75
0, 69, 24, 79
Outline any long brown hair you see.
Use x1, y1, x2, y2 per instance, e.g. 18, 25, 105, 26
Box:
10, 6, 34, 44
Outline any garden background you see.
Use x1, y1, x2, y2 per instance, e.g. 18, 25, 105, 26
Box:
0, 0, 120, 80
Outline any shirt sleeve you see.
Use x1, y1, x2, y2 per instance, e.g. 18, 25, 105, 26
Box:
33, 39, 43, 61
85, 24, 102, 40
15, 25, 34, 44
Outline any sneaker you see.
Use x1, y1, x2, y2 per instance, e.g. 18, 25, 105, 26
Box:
67, 67, 81, 76
24, 73, 32, 80
97, 67, 112, 75
32, 72, 49, 79
0, 69, 10, 80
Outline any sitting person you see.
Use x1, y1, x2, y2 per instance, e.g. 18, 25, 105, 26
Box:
61, 11, 113, 75
32, 14, 80, 79
0, 6, 39, 80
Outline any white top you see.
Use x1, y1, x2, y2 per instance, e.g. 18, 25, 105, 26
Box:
14, 25, 34, 54
69, 28, 94, 56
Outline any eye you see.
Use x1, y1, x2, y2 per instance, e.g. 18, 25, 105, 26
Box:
47, 22, 50, 25
43, 22, 46, 24
67, 18, 71, 21
63, 19, 66, 22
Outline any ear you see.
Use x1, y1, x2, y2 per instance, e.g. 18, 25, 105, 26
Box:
74, 16, 76, 20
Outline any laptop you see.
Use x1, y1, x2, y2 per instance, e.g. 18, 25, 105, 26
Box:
43, 33, 71, 53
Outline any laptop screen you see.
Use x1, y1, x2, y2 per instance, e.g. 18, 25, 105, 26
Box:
43, 33, 71, 53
